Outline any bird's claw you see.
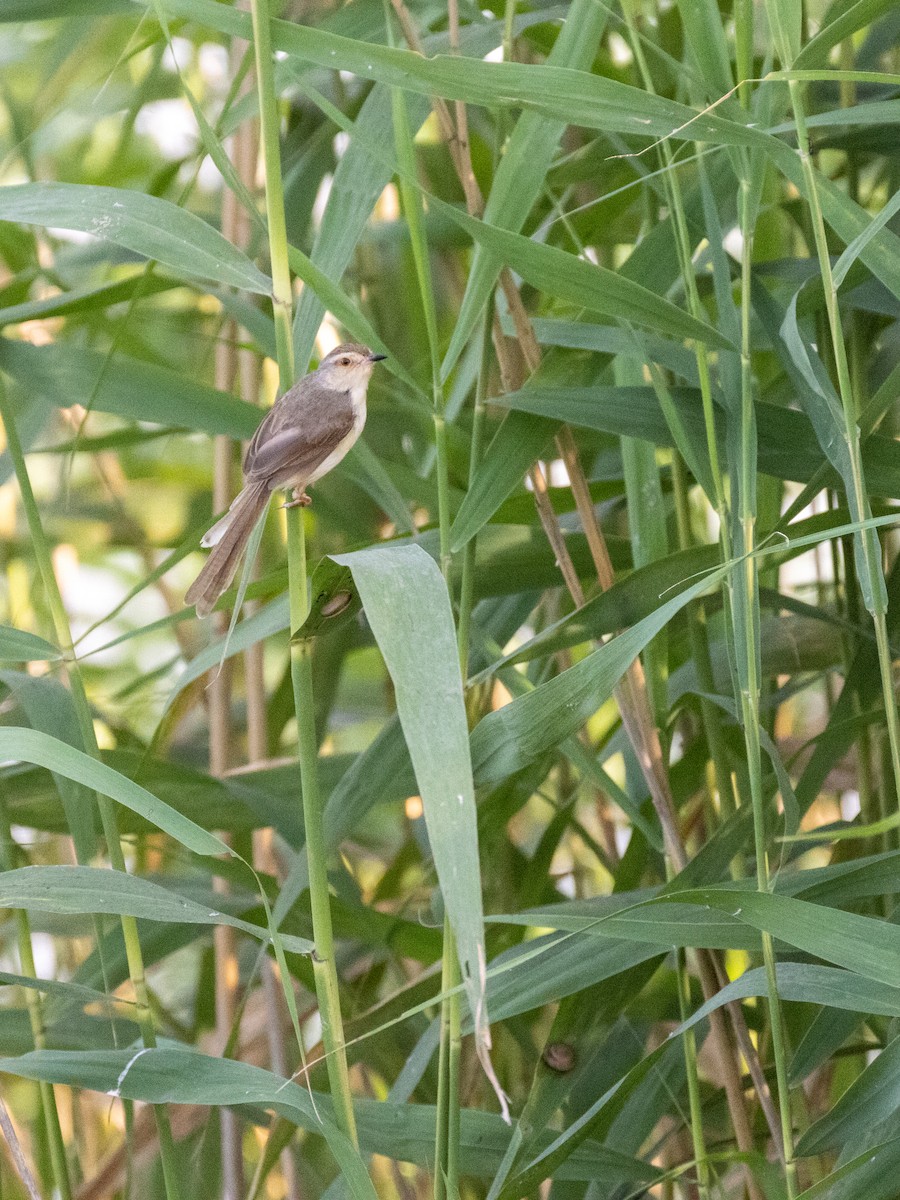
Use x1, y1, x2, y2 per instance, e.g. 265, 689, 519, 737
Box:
282, 489, 312, 509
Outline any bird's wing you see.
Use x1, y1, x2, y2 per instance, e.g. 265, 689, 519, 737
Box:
244, 388, 355, 488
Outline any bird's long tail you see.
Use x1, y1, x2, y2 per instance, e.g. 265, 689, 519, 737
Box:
185, 482, 270, 617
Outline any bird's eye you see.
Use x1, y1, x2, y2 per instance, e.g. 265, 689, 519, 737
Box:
340, 357, 351, 366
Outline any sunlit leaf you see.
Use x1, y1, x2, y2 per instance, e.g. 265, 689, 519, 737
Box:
0, 184, 272, 294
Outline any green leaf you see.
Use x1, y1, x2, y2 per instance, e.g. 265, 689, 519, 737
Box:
771, 149, 900, 304
0, 728, 227, 857
0, 1046, 654, 1186
287, 12, 547, 369
442, 0, 609, 377
0, 672, 97, 862
169, 596, 289, 701
342, 439, 414, 534
778, 291, 886, 613
0, 626, 60, 662
494, 382, 900, 496
490, 902, 760, 952
149, 0, 770, 153
290, 82, 429, 372
498, 1043, 670, 1199
673, 963, 900, 1038
450, 410, 556, 552
0, 866, 312, 954
676, 0, 733, 96
793, 1140, 900, 1200
435, 198, 734, 356
331, 543, 506, 1116
476, 544, 718, 672
0, 183, 272, 294
0, 1047, 375, 1197
471, 563, 729, 787
284, 245, 418, 394
656, 888, 900, 988
795, 555, 900, 814
0, 0, 133, 13
294, 558, 360, 645
764, 0, 802, 64
794, 0, 898, 69
0, 274, 182, 328
797, 1034, 900, 1155
0, 970, 125, 1014
0, 339, 260, 438
500, 316, 698, 379
833, 186, 900, 289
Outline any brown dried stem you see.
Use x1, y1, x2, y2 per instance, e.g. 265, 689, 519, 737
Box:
0, 1097, 41, 1200
556, 427, 779, 1186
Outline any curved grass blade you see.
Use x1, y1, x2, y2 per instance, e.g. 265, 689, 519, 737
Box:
0, 183, 272, 294
794, 0, 898, 69
0, 339, 260, 438
0, 1046, 656, 1187
797, 1034, 900, 1155
0, 866, 312, 954
149, 0, 771, 153
471, 563, 729, 787
654, 888, 900, 987
672, 963, 900, 1038
434, 197, 734, 353
494, 381, 900, 495
0, 275, 181, 328
0, 728, 226, 857
449, 410, 556, 553
0, 672, 96, 862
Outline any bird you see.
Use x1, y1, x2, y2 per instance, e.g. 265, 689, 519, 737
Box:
185, 342, 386, 617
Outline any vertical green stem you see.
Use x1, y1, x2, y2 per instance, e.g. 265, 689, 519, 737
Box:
735, 0, 753, 104
0, 797, 72, 1200
250, 0, 294, 382
433, 917, 460, 1200
620, 2, 727, 528
502, 0, 516, 64
430, 307, 460, 1200
672, 454, 736, 821
434, 413, 453, 581
618, 13, 728, 1186
736, 163, 798, 1193
784, 77, 900, 810
250, 0, 357, 1145
456, 310, 493, 677
289, 519, 357, 1136
0, 382, 182, 1200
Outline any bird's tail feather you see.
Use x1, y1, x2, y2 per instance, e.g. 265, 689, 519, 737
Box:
185, 482, 270, 617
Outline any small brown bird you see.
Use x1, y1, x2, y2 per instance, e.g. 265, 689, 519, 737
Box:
186, 343, 386, 617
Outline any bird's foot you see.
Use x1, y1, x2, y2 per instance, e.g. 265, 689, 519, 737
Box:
282, 489, 312, 509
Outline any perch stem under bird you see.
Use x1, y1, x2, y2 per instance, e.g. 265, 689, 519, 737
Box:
185, 343, 386, 617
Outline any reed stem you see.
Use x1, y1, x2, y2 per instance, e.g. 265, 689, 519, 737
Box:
250, 0, 358, 1146
0, 380, 183, 1200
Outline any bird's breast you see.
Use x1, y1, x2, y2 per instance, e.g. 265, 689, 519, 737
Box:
305, 387, 367, 484
349, 384, 368, 426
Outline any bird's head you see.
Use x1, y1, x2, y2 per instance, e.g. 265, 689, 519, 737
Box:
316, 343, 386, 390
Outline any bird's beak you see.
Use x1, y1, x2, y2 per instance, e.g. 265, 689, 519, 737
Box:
368, 353, 387, 362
